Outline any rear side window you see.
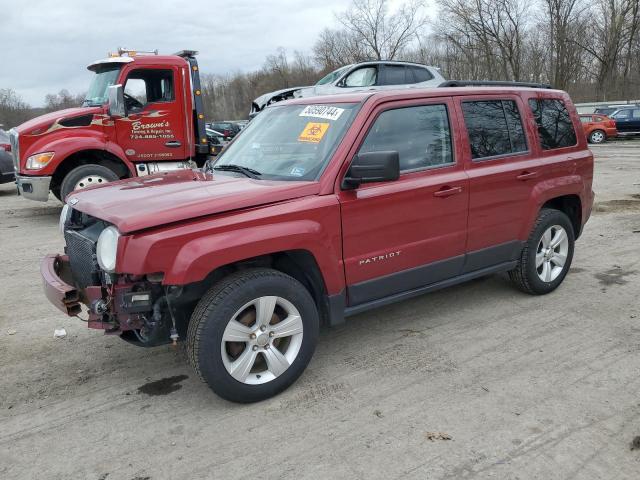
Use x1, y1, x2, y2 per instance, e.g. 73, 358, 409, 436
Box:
462, 100, 528, 159
580, 116, 591, 123
528, 99, 577, 149
380, 65, 408, 85
359, 104, 453, 171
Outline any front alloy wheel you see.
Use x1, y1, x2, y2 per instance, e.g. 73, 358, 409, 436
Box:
221, 296, 304, 385
187, 268, 319, 403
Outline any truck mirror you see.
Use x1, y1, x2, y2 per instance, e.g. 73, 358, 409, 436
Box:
342, 151, 400, 189
107, 85, 126, 118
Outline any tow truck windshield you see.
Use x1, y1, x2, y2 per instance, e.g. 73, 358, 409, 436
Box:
211, 103, 359, 181
83, 66, 120, 107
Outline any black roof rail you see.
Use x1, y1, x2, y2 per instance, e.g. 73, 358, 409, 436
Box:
174, 50, 198, 58
439, 80, 552, 89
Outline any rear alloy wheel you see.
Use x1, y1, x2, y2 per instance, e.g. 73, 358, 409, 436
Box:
589, 129, 606, 144
509, 209, 575, 295
187, 268, 319, 403
60, 164, 120, 202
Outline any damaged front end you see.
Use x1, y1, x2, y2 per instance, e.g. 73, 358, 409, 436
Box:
41, 207, 188, 347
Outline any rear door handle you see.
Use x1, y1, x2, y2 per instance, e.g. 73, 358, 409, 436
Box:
516, 171, 539, 181
165, 141, 182, 148
433, 186, 463, 197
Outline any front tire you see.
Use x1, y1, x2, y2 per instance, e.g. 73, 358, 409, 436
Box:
60, 164, 120, 202
588, 129, 606, 144
187, 268, 319, 403
509, 209, 575, 295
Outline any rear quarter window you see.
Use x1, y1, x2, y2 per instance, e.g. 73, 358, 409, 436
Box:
528, 99, 577, 149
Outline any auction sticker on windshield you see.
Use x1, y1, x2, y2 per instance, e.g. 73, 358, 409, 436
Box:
298, 122, 330, 143
299, 105, 345, 121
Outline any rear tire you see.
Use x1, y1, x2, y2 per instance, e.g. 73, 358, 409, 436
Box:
60, 164, 119, 202
588, 129, 606, 144
509, 209, 575, 295
187, 268, 319, 403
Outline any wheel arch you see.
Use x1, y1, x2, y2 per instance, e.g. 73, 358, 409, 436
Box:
178, 249, 341, 328
541, 194, 582, 239
50, 149, 134, 194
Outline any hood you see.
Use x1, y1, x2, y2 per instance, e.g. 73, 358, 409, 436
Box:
16, 106, 103, 135
68, 169, 320, 233
252, 86, 308, 111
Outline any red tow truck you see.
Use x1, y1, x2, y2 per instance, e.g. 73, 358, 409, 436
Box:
10, 49, 210, 202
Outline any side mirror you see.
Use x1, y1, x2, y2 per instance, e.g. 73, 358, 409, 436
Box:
107, 84, 126, 118
342, 151, 400, 189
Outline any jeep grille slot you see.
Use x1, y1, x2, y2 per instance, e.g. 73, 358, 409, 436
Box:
64, 230, 100, 288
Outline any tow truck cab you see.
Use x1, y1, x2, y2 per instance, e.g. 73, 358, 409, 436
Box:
11, 49, 210, 202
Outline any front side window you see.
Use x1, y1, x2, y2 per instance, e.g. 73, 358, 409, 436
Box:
343, 67, 377, 87
462, 100, 528, 159
124, 69, 174, 112
528, 98, 577, 149
213, 103, 359, 181
611, 109, 631, 119
358, 104, 453, 171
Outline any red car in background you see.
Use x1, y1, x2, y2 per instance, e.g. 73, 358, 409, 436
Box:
579, 114, 617, 144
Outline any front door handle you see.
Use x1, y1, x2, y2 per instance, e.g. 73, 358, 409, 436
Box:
516, 171, 539, 181
433, 186, 463, 197
165, 140, 182, 148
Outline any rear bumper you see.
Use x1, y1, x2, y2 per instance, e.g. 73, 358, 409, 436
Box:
41, 254, 82, 316
16, 174, 51, 202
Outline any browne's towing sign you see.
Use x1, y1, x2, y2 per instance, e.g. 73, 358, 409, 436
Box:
299, 105, 345, 121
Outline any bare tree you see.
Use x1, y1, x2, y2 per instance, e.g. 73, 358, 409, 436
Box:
0, 89, 32, 129
336, 0, 428, 60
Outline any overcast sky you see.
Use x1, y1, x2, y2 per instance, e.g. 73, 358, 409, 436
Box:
0, 0, 373, 106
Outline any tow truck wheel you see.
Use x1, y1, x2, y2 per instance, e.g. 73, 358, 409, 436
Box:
187, 268, 319, 403
60, 164, 119, 202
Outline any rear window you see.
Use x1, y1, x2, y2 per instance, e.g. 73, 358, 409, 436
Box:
462, 100, 528, 159
528, 99, 577, 149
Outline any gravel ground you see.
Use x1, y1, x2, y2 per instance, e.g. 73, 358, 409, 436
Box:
0, 141, 639, 480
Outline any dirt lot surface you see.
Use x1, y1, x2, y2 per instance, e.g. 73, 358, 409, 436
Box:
1, 141, 639, 480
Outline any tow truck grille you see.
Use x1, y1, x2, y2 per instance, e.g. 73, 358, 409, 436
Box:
64, 230, 99, 288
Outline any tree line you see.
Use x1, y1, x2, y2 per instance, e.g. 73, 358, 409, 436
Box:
2, 0, 639, 127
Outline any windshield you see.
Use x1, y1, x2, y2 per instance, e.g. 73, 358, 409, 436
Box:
315, 66, 350, 86
212, 103, 359, 181
83, 66, 121, 106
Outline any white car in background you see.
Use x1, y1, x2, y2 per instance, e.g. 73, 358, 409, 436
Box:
250, 61, 445, 117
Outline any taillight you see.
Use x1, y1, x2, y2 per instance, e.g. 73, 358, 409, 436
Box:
608, 119, 616, 127
0, 143, 11, 152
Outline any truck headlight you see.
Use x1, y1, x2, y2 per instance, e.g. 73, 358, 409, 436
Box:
26, 152, 55, 170
97, 226, 120, 272
58, 204, 70, 234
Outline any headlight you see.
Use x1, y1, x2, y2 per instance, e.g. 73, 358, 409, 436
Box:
97, 226, 120, 272
26, 152, 55, 170
58, 204, 70, 234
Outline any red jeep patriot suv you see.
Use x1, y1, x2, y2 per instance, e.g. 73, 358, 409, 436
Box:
42, 82, 594, 402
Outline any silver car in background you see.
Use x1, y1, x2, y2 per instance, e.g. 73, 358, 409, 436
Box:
250, 61, 445, 117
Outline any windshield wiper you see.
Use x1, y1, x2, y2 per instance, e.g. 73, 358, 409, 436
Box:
213, 164, 262, 179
